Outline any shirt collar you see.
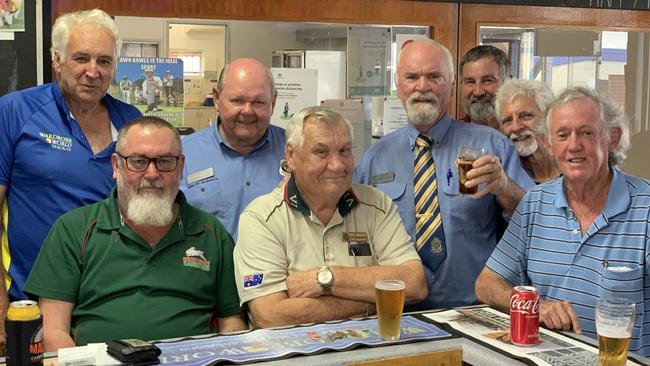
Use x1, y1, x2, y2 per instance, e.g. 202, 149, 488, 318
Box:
406, 113, 453, 152
553, 167, 629, 218
214, 117, 270, 154
283, 175, 360, 217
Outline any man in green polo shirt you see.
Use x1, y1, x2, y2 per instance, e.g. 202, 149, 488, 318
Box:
25, 116, 247, 351
234, 106, 427, 328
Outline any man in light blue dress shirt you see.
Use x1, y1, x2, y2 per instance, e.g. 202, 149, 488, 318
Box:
181, 58, 286, 240
355, 39, 534, 310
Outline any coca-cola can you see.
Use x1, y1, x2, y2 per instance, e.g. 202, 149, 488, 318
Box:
510, 285, 539, 346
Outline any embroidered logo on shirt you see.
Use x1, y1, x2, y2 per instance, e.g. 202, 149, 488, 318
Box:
182, 246, 210, 271
39, 132, 72, 152
243, 273, 264, 288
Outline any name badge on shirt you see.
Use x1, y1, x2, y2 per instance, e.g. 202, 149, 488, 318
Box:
187, 168, 214, 184
371, 172, 395, 185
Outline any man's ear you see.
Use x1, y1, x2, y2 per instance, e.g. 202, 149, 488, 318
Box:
285, 143, 296, 171
212, 87, 220, 112
111, 153, 119, 180
609, 127, 622, 151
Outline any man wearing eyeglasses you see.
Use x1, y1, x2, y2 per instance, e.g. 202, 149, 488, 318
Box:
24, 116, 247, 350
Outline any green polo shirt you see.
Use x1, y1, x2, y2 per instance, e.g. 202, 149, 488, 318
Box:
24, 188, 242, 345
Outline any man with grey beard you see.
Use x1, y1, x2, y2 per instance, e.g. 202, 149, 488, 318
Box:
495, 79, 560, 183
460, 45, 512, 130
24, 116, 247, 351
355, 39, 533, 310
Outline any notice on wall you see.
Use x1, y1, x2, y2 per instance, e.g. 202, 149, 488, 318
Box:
271, 68, 318, 129
0, 0, 24, 32
320, 99, 371, 163
347, 26, 391, 97
113, 57, 185, 126
383, 97, 408, 136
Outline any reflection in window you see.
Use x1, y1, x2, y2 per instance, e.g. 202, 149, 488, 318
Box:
480, 26, 650, 133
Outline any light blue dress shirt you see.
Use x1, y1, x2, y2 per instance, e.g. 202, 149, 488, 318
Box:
354, 113, 534, 309
181, 120, 286, 241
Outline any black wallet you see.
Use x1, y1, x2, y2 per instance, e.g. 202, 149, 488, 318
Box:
106, 339, 161, 365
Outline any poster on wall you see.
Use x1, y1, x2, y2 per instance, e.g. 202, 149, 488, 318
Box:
271, 68, 318, 129
0, 0, 24, 32
347, 26, 391, 97
112, 57, 184, 127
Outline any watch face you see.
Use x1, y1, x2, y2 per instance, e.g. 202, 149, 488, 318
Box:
318, 269, 332, 284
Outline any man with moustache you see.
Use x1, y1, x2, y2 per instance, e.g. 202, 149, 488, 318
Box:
476, 87, 650, 356
24, 117, 247, 350
235, 107, 426, 328
355, 39, 533, 310
0, 9, 141, 344
495, 79, 560, 183
181, 58, 285, 240
460, 45, 512, 130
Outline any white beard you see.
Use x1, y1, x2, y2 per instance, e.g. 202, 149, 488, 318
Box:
126, 192, 175, 226
511, 132, 539, 157
405, 92, 440, 126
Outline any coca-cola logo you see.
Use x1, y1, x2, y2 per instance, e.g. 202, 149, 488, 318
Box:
510, 293, 539, 315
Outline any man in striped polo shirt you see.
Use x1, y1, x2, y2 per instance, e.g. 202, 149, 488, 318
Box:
475, 87, 650, 357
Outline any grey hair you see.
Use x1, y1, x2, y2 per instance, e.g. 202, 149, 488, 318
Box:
51, 9, 121, 62
543, 87, 630, 166
286, 106, 354, 150
495, 79, 554, 125
115, 116, 182, 155
216, 59, 277, 98
398, 39, 455, 83
460, 45, 511, 82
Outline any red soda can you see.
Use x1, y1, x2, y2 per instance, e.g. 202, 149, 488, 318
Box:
510, 286, 540, 346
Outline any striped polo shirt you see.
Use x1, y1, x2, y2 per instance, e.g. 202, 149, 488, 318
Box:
486, 168, 650, 356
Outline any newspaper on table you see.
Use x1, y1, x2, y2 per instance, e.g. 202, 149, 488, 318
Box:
425, 307, 642, 366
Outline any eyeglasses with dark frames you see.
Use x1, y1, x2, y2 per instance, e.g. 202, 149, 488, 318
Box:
116, 153, 180, 172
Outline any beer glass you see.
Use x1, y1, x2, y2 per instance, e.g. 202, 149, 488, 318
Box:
457, 146, 485, 195
595, 297, 635, 366
374, 280, 406, 341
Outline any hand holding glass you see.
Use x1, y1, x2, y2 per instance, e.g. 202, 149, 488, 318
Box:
374, 280, 406, 341
595, 297, 635, 366
457, 146, 485, 195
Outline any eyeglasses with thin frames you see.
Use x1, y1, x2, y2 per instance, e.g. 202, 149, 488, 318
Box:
116, 153, 181, 172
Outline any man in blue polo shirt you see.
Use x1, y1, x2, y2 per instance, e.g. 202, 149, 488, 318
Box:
355, 39, 533, 310
476, 87, 650, 357
0, 8, 141, 340
181, 58, 285, 240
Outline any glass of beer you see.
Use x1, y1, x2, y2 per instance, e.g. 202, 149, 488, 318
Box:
457, 146, 485, 195
595, 297, 635, 366
374, 280, 406, 341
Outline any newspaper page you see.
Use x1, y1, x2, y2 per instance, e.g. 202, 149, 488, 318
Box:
425, 307, 642, 366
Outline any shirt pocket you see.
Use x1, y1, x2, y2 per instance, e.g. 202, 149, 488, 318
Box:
600, 264, 644, 303
186, 177, 233, 221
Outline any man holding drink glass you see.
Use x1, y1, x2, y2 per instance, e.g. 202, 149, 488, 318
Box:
476, 87, 650, 358
355, 39, 533, 310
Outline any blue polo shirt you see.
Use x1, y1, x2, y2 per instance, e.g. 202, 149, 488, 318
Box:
486, 168, 650, 356
354, 113, 534, 309
0, 81, 142, 300
180, 120, 286, 241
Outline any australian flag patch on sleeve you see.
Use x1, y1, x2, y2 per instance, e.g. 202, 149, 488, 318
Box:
243, 273, 264, 288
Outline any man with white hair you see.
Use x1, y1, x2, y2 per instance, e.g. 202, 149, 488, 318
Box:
235, 106, 426, 328
355, 39, 533, 310
495, 79, 560, 183
25, 116, 247, 350
0, 8, 141, 340
476, 87, 650, 356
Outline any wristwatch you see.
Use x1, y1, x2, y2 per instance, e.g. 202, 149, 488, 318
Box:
317, 266, 333, 296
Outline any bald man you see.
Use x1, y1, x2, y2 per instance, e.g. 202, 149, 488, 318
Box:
180, 58, 286, 240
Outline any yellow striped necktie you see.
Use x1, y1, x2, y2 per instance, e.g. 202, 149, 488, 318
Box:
414, 133, 447, 271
